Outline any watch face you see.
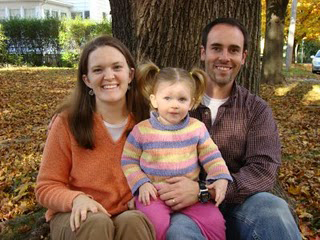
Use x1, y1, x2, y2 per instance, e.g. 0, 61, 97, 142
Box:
199, 191, 211, 203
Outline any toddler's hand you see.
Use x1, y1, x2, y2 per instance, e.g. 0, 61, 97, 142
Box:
139, 182, 158, 206
207, 179, 228, 207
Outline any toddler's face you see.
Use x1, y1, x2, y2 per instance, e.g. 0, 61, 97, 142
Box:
150, 81, 193, 125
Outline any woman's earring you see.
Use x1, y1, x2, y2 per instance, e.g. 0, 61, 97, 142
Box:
89, 89, 94, 96
127, 84, 131, 90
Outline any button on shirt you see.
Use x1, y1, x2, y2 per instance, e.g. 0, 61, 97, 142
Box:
190, 83, 281, 203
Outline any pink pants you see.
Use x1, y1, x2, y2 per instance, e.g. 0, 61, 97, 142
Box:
135, 198, 225, 240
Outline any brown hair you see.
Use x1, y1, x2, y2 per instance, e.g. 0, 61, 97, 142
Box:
56, 35, 149, 149
136, 61, 207, 110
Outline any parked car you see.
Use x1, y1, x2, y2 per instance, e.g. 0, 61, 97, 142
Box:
311, 50, 320, 73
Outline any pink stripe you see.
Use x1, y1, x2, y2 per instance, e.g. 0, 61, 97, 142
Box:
126, 170, 145, 183
140, 156, 198, 170
138, 130, 200, 142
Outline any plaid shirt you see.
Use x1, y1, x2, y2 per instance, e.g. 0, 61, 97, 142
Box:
190, 83, 281, 203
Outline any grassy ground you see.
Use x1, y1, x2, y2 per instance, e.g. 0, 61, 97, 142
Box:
0, 64, 319, 239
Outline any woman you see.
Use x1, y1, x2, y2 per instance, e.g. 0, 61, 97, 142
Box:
35, 35, 154, 240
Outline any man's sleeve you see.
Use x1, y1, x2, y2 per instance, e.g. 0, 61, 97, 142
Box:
225, 103, 281, 203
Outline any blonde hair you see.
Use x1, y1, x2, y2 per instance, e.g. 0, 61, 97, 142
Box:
136, 61, 207, 110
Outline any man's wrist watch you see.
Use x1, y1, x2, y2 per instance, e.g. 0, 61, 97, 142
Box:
198, 180, 211, 203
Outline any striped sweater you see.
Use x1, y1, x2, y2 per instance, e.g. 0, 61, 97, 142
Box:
121, 112, 232, 194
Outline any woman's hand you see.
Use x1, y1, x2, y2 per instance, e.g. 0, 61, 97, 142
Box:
207, 179, 228, 207
70, 194, 110, 231
138, 182, 157, 206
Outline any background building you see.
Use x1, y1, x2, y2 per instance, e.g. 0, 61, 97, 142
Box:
0, 0, 110, 21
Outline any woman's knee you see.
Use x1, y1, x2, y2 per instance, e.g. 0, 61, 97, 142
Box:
113, 210, 155, 239
83, 212, 113, 226
114, 210, 147, 226
78, 212, 114, 236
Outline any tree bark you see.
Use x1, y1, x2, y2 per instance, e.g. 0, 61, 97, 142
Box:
261, 0, 289, 84
110, 0, 261, 94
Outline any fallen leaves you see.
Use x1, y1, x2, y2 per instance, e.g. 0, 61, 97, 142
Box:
0, 67, 76, 222
261, 75, 320, 239
0, 67, 319, 238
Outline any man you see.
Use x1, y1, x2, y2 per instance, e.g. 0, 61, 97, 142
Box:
158, 18, 301, 240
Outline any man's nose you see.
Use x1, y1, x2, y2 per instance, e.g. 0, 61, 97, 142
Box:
219, 49, 230, 61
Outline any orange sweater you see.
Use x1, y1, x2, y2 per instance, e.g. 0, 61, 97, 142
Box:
35, 112, 134, 221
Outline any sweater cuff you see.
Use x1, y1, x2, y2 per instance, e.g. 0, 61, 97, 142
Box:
131, 178, 151, 195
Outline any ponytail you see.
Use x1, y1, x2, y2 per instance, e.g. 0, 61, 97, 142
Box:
189, 68, 207, 109
136, 61, 160, 105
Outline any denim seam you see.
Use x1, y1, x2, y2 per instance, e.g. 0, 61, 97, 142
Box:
230, 212, 261, 240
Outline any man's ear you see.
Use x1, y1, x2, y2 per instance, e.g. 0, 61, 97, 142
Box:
241, 50, 248, 65
149, 94, 158, 109
200, 46, 206, 61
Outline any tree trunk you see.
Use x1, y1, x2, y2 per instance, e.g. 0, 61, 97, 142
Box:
110, 0, 261, 94
285, 0, 298, 70
261, 0, 289, 84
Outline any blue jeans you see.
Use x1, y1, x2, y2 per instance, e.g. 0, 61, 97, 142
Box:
167, 192, 301, 240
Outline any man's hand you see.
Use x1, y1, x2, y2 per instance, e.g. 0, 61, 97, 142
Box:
158, 176, 199, 211
70, 194, 110, 232
207, 179, 228, 206
138, 182, 158, 205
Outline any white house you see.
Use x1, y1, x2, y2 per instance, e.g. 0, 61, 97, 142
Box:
0, 0, 110, 21
63, 0, 110, 21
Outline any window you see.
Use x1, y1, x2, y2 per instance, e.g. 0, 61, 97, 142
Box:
71, 12, 83, 19
44, 9, 50, 18
0, 9, 5, 19
61, 12, 67, 19
84, 11, 90, 19
9, 9, 20, 18
24, 8, 35, 19
51, 10, 58, 18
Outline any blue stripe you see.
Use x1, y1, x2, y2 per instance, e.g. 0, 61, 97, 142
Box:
142, 137, 199, 150
126, 134, 141, 149
141, 162, 199, 176
132, 178, 150, 195
121, 159, 139, 166
201, 152, 222, 165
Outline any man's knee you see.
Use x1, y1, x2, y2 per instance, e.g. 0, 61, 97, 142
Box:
167, 213, 205, 240
245, 192, 291, 218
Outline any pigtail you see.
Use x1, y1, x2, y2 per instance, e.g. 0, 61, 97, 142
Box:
136, 61, 160, 105
189, 68, 207, 109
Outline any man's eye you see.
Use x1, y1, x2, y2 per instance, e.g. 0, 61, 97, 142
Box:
93, 69, 101, 72
114, 65, 123, 70
230, 48, 240, 54
164, 97, 170, 100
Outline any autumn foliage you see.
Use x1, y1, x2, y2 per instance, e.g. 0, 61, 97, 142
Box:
0, 67, 319, 238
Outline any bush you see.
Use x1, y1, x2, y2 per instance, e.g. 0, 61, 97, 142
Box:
59, 17, 112, 67
0, 18, 112, 67
1, 18, 61, 66
0, 23, 8, 65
